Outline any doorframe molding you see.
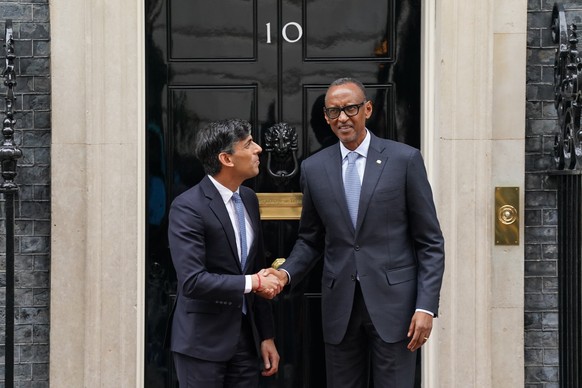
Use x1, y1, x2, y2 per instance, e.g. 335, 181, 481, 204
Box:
49, 0, 145, 386
420, 1, 439, 386
424, 0, 526, 386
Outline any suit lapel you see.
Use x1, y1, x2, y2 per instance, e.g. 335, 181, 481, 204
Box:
202, 177, 242, 271
357, 135, 389, 230
324, 145, 356, 232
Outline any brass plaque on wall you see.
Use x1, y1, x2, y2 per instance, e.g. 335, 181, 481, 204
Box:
257, 193, 303, 220
495, 187, 519, 245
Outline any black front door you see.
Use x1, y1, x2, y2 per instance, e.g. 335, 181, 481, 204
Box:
145, 1, 421, 386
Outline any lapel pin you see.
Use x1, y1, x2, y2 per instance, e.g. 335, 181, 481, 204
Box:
376, 160, 382, 164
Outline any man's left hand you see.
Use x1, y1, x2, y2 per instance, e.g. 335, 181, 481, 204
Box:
260, 338, 280, 376
406, 311, 433, 351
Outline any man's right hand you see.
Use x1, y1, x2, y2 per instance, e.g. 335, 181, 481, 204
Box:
253, 271, 283, 299
261, 268, 289, 287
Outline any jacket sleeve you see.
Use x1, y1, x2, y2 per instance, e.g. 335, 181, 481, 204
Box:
405, 150, 445, 315
281, 162, 326, 286
168, 194, 246, 302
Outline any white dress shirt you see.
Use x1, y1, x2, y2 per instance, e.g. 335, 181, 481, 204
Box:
339, 128, 370, 184
208, 175, 254, 293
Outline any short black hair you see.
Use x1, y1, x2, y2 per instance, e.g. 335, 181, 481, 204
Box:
195, 119, 252, 176
328, 77, 368, 100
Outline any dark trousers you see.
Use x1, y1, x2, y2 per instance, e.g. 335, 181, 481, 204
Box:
172, 315, 258, 388
325, 282, 417, 388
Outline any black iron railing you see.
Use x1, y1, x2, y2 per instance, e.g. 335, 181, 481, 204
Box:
552, 3, 582, 170
551, 3, 582, 388
555, 174, 582, 388
0, 19, 22, 388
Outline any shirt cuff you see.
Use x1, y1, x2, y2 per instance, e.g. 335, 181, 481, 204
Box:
244, 275, 252, 293
415, 308, 434, 316
279, 269, 291, 284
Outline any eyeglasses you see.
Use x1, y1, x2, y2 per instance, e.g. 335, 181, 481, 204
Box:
323, 101, 367, 119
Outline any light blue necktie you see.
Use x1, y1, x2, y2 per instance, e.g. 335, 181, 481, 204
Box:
344, 152, 361, 227
232, 192, 247, 270
232, 192, 248, 314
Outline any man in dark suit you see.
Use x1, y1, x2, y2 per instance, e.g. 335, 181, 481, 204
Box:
168, 119, 281, 387
267, 78, 445, 388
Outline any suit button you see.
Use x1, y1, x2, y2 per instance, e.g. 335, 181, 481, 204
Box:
354, 245, 360, 251
351, 275, 356, 281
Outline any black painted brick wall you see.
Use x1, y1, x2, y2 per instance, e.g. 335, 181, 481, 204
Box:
526, 1, 582, 387
0, 0, 50, 387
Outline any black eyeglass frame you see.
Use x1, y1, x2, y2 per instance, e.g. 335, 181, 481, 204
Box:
323, 101, 367, 119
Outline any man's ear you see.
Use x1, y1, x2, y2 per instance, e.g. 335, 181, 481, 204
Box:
364, 100, 373, 119
218, 152, 234, 168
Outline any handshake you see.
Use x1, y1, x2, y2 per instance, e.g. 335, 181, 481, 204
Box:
252, 268, 288, 300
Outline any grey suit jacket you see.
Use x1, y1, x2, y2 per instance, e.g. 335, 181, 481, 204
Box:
281, 132, 445, 345
167, 176, 274, 361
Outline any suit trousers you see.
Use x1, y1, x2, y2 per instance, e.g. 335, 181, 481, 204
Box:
172, 314, 259, 388
324, 282, 417, 388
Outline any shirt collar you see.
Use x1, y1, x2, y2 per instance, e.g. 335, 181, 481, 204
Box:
208, 175, 239, 204
339, 129, 370, 160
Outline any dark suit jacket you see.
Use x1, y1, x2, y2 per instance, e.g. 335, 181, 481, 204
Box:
167, 176, 274, 362
281, 132, 445, 345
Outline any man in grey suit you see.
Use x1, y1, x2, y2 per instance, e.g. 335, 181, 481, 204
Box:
266, 78, 445, 388
168, 119, 282, 387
